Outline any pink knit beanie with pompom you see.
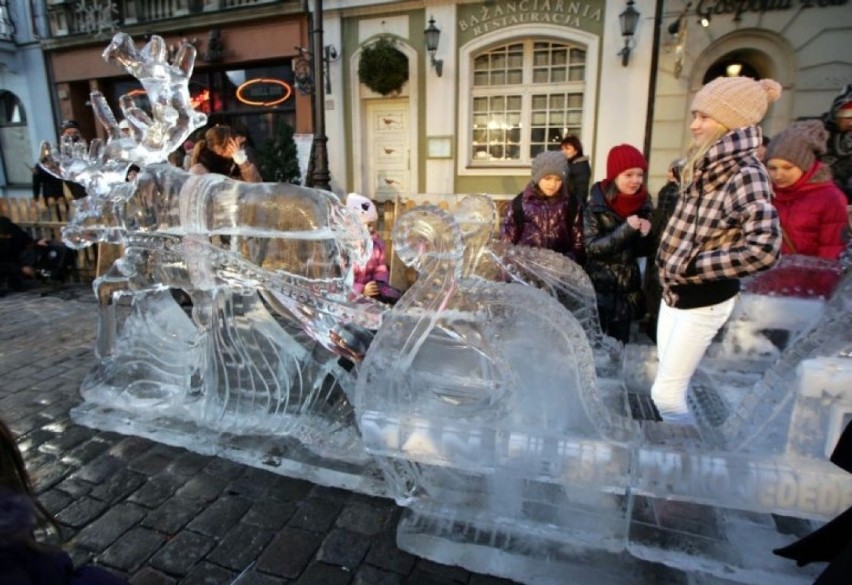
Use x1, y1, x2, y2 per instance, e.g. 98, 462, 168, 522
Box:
692, 77, 782, 129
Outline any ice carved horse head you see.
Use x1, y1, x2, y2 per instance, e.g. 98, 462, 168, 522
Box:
42, 33, 382, 361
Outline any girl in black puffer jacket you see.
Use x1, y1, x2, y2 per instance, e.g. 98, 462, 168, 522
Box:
584, 144, 654, 344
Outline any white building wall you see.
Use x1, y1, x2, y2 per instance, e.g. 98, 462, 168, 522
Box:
0, 0, 56, 198
593, 0, 655, 183
423, 2, 456, 196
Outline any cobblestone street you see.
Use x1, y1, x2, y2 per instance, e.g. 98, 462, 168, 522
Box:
0, 285, 523, 585
1, 285, 751, 585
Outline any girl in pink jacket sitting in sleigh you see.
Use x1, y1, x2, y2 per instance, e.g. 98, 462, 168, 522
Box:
346, 193, 401, 305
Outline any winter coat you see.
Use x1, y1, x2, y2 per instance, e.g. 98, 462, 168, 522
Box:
31, 165, 64, 201
773, 162, 847, 259
774, 420, 852, 585
190, 147, 262, 182
0, 493, 127, 585
500, 182, 585, 263
567, 156, 592, 203
32, 164, 86, 201
353, 232, 400, 303
657, 125, 780, 309
584, 181, 654, 321
643, 180, 681, 318
820, 84, 852, 202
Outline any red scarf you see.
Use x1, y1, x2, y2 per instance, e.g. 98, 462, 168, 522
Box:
603, 180, 649, 218
772, 162, 824, 201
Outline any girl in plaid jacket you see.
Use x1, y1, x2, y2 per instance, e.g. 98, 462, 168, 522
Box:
651, 76, 783, 425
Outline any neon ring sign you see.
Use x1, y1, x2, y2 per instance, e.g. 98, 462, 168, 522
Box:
236, 78, 293, 107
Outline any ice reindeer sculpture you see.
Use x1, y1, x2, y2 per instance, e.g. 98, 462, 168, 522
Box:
49, 33, 851, 585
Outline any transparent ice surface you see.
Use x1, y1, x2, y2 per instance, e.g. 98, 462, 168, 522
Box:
60, 34, 849, 585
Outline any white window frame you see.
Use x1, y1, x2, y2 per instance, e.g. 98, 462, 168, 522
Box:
457, 25, 599, 177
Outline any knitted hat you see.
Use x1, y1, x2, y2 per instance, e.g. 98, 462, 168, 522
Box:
530, 150, 566, 184
346, 192, 378, 223
606, 144, 647, 182
691, 77, 782, 129
765, 120, 828, 171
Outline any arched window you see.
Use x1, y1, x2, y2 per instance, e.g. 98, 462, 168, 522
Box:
0, 91, 32, 185
467, 39, 587, 167
0, 90, 26, 124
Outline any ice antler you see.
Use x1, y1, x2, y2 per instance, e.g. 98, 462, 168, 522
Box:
40, 33, 207, 199
101, 32, 207, 162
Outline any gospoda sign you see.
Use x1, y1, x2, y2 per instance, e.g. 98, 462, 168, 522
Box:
236, 78, 293, 107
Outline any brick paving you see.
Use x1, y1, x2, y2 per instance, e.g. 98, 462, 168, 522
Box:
5, 284, 759, 585
0, 284, 521, 585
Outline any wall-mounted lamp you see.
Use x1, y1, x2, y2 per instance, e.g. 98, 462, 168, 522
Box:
666, 1, 692, 39
424, 15, 443, 77
725, 63, 743, 77
323, 44, 339, 94
618, 0, 641, 67
698, 14, 711, 27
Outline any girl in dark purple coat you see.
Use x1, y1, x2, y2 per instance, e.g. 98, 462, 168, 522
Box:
1, 418, 127, 585
500, 150, 585, 264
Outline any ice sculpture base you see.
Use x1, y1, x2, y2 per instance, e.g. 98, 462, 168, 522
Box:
396, 508, 686, 585
397, 503, 821, 585
69, 401, 389, 497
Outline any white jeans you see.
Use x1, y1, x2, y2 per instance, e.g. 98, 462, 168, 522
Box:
650, 296, 737, 424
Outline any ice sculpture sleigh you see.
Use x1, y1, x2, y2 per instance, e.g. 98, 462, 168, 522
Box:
68, 182, 851, 584
52, 33, 850, 585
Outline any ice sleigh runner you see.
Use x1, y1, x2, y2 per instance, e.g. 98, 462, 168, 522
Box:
49, 33, 849, 585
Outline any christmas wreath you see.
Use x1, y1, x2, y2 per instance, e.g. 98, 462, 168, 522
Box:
358, 36, 409, 96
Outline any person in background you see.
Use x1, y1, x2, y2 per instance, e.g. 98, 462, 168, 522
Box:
57, 121, 88, 200
501, 150, 585, 264
345, 193, 400, 305
0, 217, 39, 294
651, 76, 782, 425
1, 417, 128, 584
32, 120, 87, 204
189, 125, 262, 182
31, 155, 64, 203
117, 119, 132, 138
819, 84, 852, 202
757, 134, 771, 163
584, 144, 653, 344
643, 158, 684, 342
560, 134, 592, 203
765, 120, 847, 259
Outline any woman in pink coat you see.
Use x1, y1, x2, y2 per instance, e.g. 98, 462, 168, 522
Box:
765, 120, 848, 260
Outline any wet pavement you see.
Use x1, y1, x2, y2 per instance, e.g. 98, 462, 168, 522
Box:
0, 284, 522, 585
0, 284, 757, 585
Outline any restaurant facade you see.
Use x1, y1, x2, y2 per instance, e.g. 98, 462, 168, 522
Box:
1, 0, 851, 200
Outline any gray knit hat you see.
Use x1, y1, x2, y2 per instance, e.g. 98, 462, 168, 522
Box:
765, 120, 828, 172
531, 150, 566, 184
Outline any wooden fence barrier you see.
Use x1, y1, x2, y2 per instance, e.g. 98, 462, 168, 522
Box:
375, 194, 514, 290
2, 191, 519, 291
0, 195, 97, 282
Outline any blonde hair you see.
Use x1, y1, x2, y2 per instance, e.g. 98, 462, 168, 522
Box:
190, 126, 233, 166
681, 122, 730, 188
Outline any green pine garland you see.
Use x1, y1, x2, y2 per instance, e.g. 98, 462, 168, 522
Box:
358, 36, 409, 96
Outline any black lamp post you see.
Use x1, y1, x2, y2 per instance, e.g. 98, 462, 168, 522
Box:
310, 0, 331, 190
618, 0, 641, 67
424, 15, 443, 77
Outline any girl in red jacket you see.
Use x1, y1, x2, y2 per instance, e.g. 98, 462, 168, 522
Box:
765, 120, 848, 260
